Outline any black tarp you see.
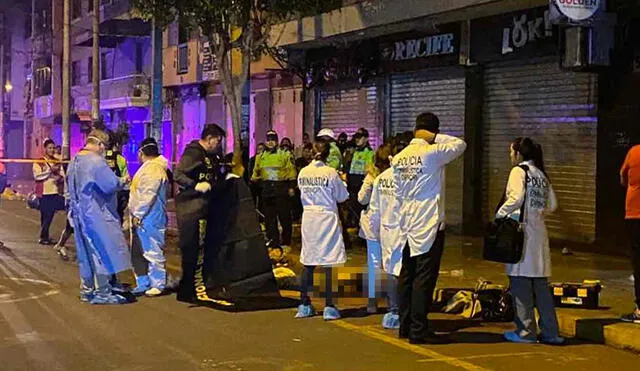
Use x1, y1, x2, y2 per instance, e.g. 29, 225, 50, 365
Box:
192, 175, 298, 312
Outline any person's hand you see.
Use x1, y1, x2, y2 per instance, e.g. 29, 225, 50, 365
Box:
288, 188, 295, 197
339, 172, 347, 182
195, 181, 212, 193
119, 176, 130, 185
132, 216, 141, 227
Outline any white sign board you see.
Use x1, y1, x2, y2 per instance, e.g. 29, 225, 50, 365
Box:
554, 0, 600, 21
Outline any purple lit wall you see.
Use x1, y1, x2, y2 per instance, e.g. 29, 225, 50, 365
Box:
50, 123, 85, 156
162, 120, 173, 165
175, 97, 206, 159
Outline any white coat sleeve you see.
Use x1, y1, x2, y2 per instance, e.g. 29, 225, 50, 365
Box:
431, 134, 467, 168
495, 167, 526, 219
357, 173, 375, 205
333, 172, 349, 204
367, 177, 381, 240
131, 171, 164, 220
546, 183, 558, 214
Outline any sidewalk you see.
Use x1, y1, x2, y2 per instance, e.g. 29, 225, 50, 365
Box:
166, 209, 640, 353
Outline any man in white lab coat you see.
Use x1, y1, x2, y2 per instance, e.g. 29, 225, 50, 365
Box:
391, 112, 466, 344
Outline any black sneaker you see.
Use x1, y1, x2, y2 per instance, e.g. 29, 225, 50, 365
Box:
409, 333, 450, 345
38, 239, 55, 246
621, 311, 640, 324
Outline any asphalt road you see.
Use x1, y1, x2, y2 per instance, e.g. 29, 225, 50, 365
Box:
0, 201, 639, 371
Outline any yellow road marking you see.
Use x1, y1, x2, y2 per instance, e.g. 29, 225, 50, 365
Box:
332, 320, 491, 371
417, 351, 549, 363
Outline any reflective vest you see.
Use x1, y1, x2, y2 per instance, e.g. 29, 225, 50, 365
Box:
251, 148, 296, 182
349, 147, 374, 175
327, 142, 343, 172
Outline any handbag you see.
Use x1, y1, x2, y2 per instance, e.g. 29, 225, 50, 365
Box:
482, 165, 529, 264
27, 192, 41, 210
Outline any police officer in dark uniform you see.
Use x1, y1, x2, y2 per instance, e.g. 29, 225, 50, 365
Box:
105, 141, 131, 224
174, 124, 226, 303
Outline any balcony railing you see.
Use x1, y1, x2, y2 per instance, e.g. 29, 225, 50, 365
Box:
99, 74, 150, 109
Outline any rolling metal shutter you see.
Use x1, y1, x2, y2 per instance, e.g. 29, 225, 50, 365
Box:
318, 84, 383, 149
482, 59, 598, 242
390, 69, 466, 230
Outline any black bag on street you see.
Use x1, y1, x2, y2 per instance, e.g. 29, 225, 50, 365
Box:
483, 165, 529, 264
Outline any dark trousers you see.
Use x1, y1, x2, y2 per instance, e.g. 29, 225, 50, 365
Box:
398, 231, 445, 340
628, 220, 640, 309
263, 195, 292, 247
292, 189, 303, 223
116, 191, 130, 225
176, 215, 205, 301
346, 174, 365, 228
39, 194, 64, 240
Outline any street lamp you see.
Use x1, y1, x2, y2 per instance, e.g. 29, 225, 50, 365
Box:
4, 81, 12, 93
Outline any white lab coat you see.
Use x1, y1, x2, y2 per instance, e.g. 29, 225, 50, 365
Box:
298, 160, 350, 266
392, 135, 467, 257
358, 172, 377, 240
496, 161, 558, 278
368, 168, 404, 276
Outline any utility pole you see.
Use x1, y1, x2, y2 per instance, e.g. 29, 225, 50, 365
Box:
91, 0, 100, 125
150, 18, 163, 150
61, 0, 71, 160
26, 0, 35, 159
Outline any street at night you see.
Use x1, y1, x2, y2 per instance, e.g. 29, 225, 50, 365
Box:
2, 0, 640, 369
0, 201, 639, 370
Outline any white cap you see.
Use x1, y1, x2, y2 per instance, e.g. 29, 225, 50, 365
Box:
317, 128, 335, 139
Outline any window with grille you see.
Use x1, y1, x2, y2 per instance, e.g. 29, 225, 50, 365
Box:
177, 44, 188, 74
71, 61, 81, 86
101, 52, 113, 80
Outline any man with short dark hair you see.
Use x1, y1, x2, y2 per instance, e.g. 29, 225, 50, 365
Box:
129, 138, 169, 297
392, 112, 466, 343
174, 123, 225, 302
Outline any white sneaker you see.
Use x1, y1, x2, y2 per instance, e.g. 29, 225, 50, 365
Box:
145, 288, 163, 297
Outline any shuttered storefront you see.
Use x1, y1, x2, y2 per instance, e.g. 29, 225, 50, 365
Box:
389, 69, 466, 230
317, 84, 383, 149
482, 59, 598, 242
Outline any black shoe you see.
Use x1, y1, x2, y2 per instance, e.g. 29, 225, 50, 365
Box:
39, 239, 55, 246
176, 291, 195, 303
409, 333, 450, 345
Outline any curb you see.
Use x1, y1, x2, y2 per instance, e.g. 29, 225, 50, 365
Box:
556, 311, 640, 353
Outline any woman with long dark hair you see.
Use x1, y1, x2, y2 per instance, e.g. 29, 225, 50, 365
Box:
358, 144, 392, 314
496, 137, 563, 344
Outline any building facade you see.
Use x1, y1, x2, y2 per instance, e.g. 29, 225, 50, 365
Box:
161, 22, 297, 162
279, 0, 637, 250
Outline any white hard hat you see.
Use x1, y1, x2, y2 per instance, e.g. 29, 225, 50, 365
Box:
317, 128, 335, 139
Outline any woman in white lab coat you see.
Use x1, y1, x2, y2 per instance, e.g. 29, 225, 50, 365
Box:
366, 134, 411, 329
495, 137, 563, 345
358, 145, 392, 315
296, 140, 350, 320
